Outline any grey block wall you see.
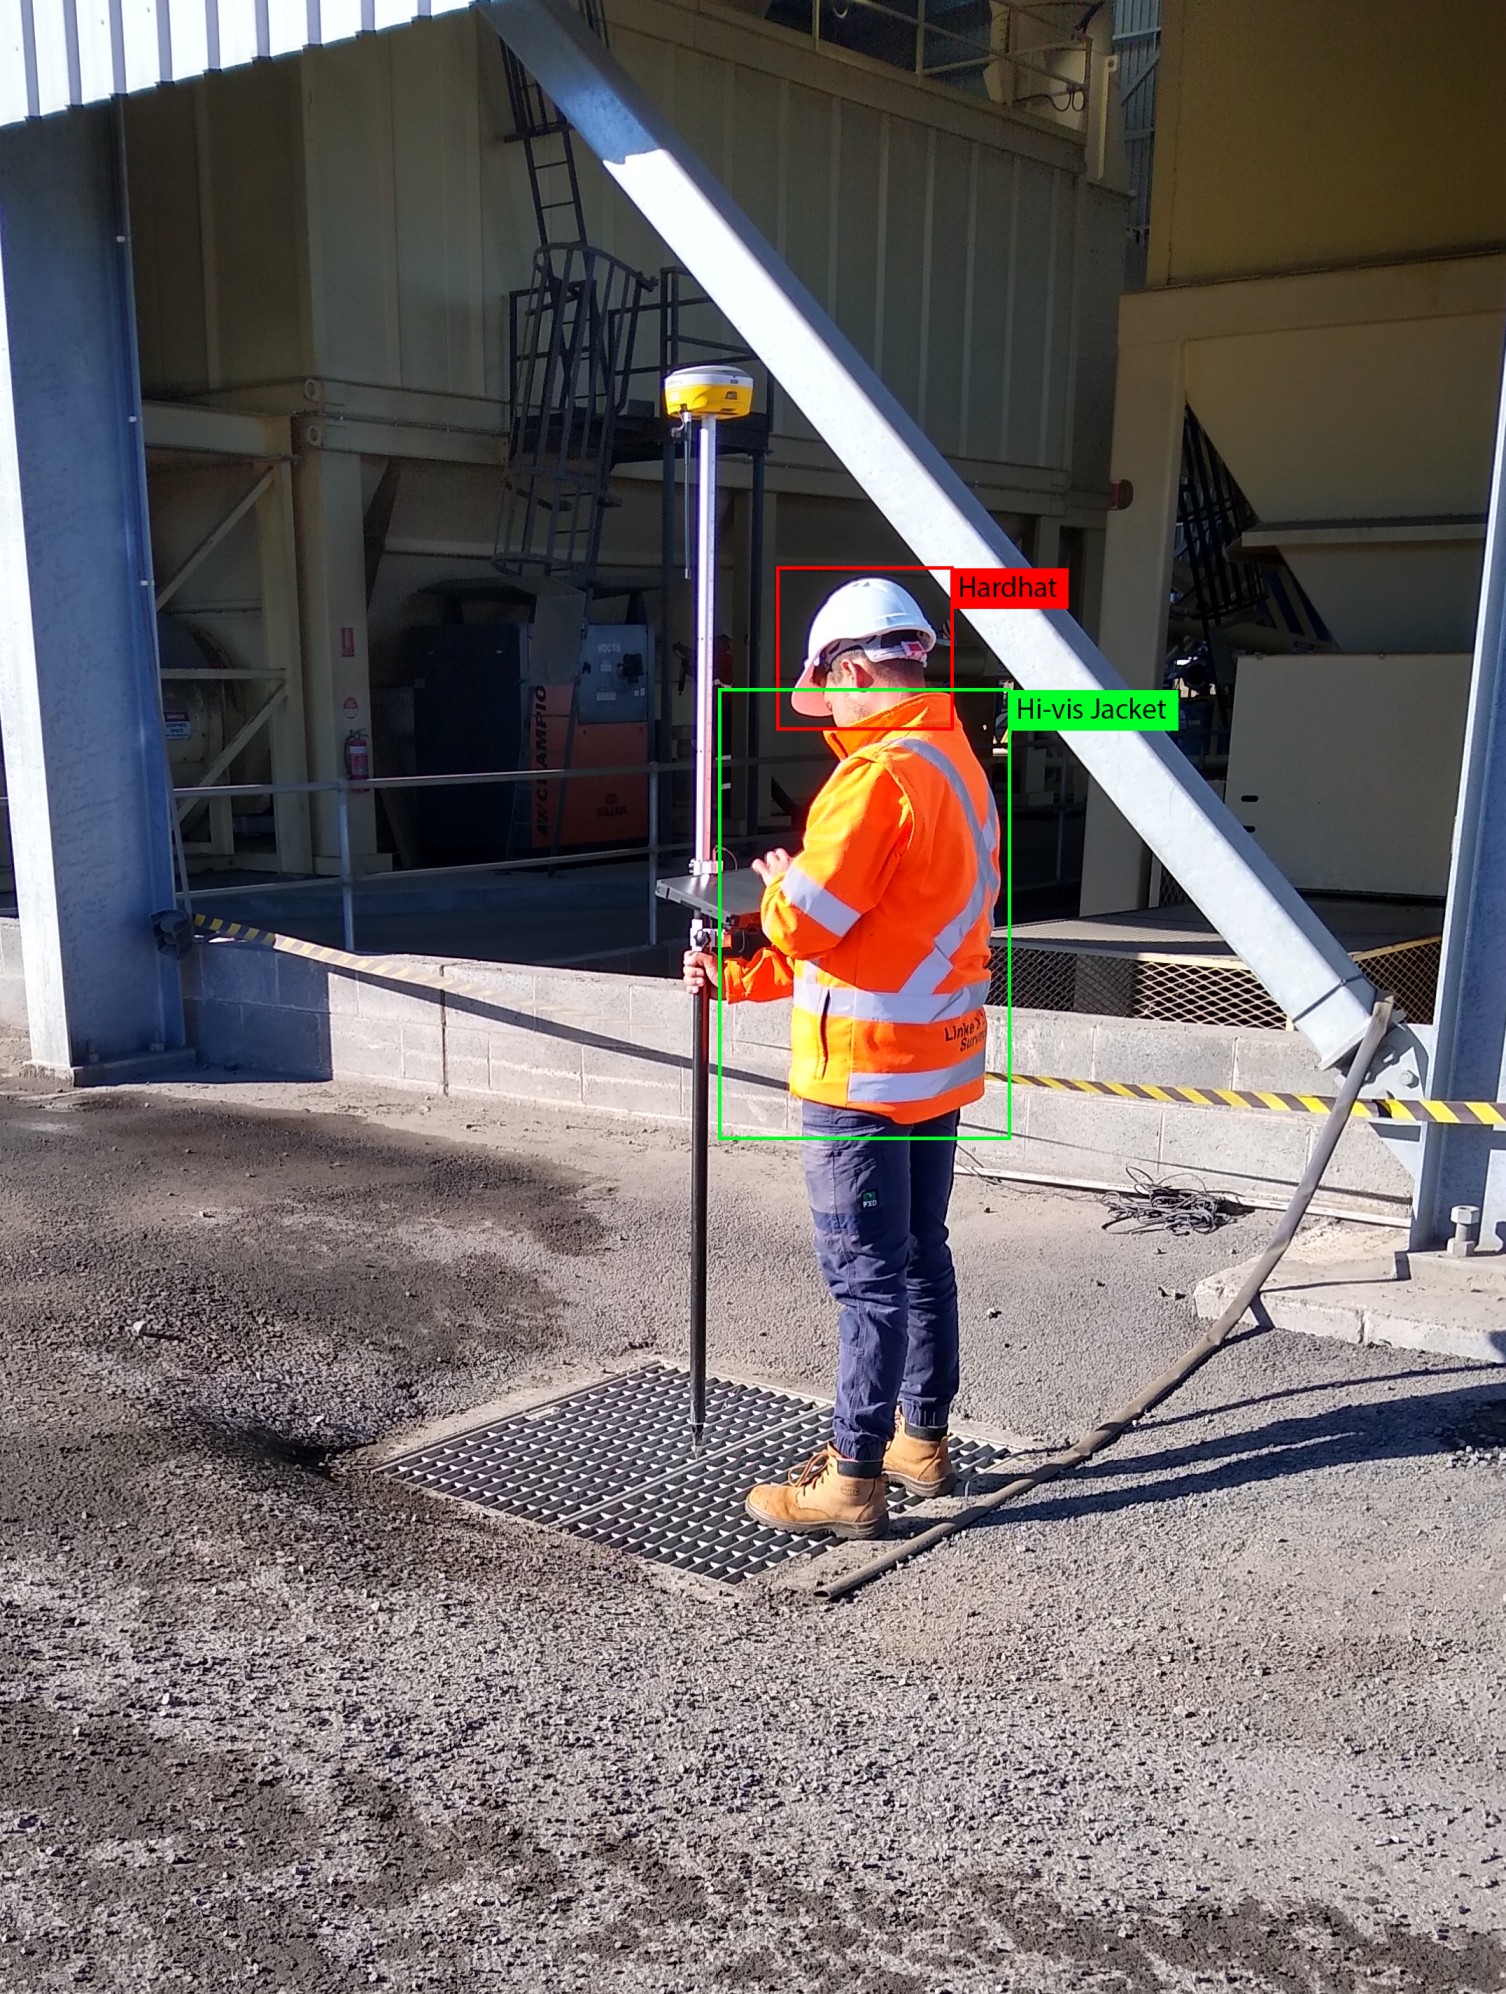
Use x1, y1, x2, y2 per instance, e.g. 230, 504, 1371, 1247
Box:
180, 938, 1414, 1217
0, 917, 25, 1029
182, 937, 799, 1133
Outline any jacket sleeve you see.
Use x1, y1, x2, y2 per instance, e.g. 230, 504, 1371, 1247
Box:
760, 758, 912, 962
717, 944, 794, 1004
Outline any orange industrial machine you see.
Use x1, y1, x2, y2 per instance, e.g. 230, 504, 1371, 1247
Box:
529, 625, 651, 852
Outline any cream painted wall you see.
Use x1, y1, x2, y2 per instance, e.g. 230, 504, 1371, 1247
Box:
1183, 314, 1503, 523
1225, 654, 1472, 898
1109, 255, 1506, 655
1151, 0, 1506, 287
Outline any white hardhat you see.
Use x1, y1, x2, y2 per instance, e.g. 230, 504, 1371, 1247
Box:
791, 577, 936, 716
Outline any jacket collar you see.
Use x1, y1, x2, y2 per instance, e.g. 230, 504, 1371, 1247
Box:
824, 689, 955, 760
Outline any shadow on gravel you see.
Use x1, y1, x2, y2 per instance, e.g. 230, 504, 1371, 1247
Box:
1146, 1361, 1447, 1431
967, 1373, 1506, 1528
952, 1880, 1506, 1994
182, 1414, 335, 1478
595, 1845, 1506, 1994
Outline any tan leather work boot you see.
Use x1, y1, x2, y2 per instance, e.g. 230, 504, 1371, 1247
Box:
745, 1447, 888, 1540
883, 1410, 955, 1497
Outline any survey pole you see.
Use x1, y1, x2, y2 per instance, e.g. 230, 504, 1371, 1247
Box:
664, 365, 754, 1447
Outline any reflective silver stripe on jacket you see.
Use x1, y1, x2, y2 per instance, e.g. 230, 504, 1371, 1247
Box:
791, 736, 1000, 1031
794, 960, 989, 1025
846, 1049, 988, 1105
779, 862, 861, 938
899, 736, 1003, 926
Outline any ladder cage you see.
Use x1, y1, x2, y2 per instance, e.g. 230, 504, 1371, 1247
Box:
497, 243, 655, 582
496, 0, 610, 247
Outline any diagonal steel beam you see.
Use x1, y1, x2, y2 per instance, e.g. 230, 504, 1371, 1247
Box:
176, 686, 288, 821
479, 0, 1397, 1072
155, 468, 275, 611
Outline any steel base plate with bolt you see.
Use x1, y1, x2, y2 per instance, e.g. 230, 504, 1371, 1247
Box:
377, 1364, 1004, 1586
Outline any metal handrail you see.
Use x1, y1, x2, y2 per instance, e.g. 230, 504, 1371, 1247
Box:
794, 0, 1092, 116
168, 746, 822, 800
174, 760, 679, 798
152, 748, 832, 956
0, 733, 981, 962
185, 841, 665, 900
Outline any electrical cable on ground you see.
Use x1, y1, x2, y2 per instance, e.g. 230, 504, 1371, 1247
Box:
953, 1147, 1405, 1229
1100, 1166, 1246, 1237
816, 992, 1397, 1602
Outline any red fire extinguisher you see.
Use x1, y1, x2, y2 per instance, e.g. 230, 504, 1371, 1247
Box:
344, 730, 370, 789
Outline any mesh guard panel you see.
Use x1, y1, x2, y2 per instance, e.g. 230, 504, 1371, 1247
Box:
989, 937, 1439, 1029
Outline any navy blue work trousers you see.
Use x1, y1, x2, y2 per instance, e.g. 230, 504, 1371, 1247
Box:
799, 1099, 961, 1469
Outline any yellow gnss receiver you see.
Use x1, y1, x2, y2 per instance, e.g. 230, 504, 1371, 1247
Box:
663, 365, 754, 421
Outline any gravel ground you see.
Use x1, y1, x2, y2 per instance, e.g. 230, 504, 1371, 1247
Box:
1, 1042, 1503, 1993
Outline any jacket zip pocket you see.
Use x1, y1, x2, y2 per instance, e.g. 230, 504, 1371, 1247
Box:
816, 987, 831, 1078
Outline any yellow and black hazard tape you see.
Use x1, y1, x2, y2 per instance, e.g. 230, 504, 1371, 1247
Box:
194, 912, 424, 986
191, 912, 522, 1019
192, 916, 1506, 1125
986, 1070, 1506, 1128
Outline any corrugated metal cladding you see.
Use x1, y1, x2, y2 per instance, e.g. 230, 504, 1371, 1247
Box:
0, 0, 471, 128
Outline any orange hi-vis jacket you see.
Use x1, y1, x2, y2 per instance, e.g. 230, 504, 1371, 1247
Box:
719, 691, 1001, 1123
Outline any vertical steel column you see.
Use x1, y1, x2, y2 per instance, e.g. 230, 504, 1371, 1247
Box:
1409, 334, 1506, 1248
646, 661, 661, 948
337, 783, 356, 955
0, 109, 182, 1074
1078, 336, 1183, 917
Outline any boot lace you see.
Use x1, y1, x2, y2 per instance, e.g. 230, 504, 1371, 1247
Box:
786, 1446, 831, 1488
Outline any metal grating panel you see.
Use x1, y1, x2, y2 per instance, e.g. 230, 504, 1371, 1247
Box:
379, 1365, 1004, 1585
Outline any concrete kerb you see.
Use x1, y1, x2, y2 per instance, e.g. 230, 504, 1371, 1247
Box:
1194, 1236, 1506, 1367
186, 936, 791, 1119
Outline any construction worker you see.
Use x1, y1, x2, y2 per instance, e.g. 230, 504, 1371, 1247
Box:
683, 577, 1001, 1539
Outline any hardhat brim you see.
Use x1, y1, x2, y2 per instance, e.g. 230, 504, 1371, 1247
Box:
790, 659, 830, 717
